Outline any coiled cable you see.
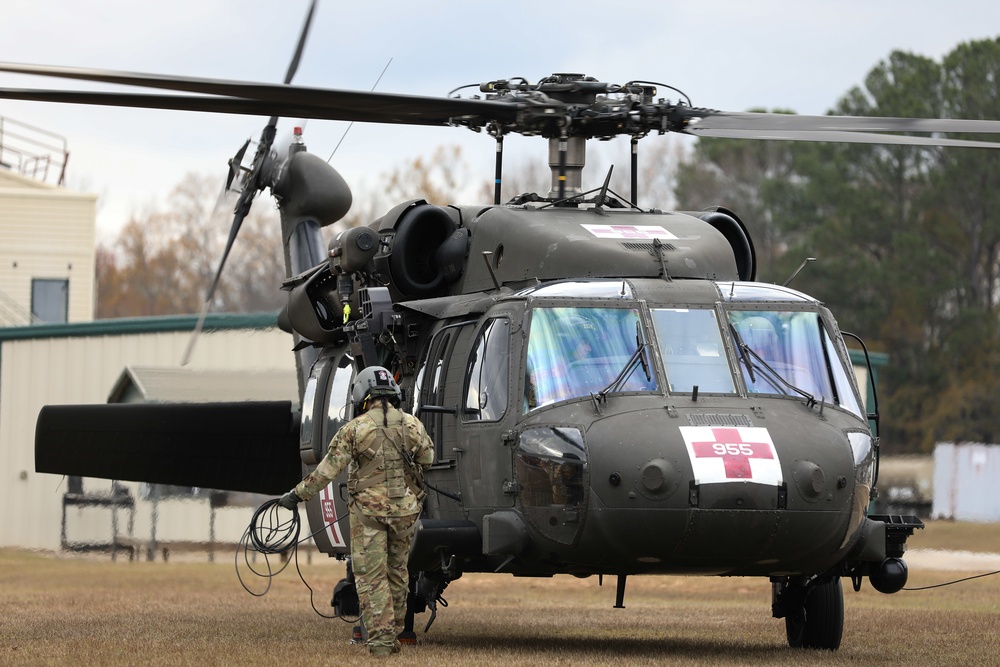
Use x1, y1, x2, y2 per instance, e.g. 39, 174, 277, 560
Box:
235, 498, 355, 621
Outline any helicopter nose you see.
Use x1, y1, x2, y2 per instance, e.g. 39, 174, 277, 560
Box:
589, 413, 784, 511
577, 408, 860, 572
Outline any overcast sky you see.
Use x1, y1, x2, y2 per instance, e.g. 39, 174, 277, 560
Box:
2, 0, 1000, 242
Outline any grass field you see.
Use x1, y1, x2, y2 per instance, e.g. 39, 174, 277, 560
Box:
2, 520, 998, 666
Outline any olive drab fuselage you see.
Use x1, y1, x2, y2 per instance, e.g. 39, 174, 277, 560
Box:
302, 276, 876, 579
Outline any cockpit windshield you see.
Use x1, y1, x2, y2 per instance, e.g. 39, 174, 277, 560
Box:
650, 308, 735, 394
728, 309, 863, 417
524, 306, 656, 411
520, 285, 864, 419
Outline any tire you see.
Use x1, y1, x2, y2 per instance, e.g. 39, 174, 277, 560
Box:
784, 577, 844, 650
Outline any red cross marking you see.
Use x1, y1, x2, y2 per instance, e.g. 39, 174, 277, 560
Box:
690, 427, 774, 479
612, 225, 648, 238
592, 225, 654, 238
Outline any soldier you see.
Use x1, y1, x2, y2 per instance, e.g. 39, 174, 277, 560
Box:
278, 365, 435, 656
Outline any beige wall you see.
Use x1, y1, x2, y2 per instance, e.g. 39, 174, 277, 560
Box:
0, 324, 297, 552
0, 170, 97, 325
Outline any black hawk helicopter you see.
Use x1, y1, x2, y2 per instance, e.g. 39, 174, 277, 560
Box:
9, 3, 1000, 652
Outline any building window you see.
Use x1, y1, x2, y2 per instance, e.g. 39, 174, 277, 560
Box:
31, 278, 68, 323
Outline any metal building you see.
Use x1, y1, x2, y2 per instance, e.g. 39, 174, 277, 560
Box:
0, 118, 94, 326
0, 313, 298, 555
932, 442, 1000, 522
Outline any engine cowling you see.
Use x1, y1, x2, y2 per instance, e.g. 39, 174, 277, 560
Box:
369, 200, 469, 301
682, 207, 756, 281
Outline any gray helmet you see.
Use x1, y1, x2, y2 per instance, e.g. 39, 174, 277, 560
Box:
352, 365, 401, 406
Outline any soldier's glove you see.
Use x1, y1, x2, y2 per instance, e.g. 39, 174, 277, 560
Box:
278, 490, 302, 510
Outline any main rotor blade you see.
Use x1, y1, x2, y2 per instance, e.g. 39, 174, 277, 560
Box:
687, 127, 1000, 149
691, 110, 1000, 136
7, 61, 998, 143
0, 63, 518, 123
0, 87, 486, 126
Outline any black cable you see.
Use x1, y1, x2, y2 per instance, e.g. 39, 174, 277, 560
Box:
903, 569, 1000, 591
248, 498, 300, 554
235, 499, 298, 598
235, 498, 357, 622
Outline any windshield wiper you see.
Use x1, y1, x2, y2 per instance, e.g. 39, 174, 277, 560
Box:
595, 343, 649, 404
738, 341, 818, 407
636, 321, 651, 383
729, 323, 757, 383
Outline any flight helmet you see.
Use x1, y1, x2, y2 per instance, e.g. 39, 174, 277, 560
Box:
352, 365, 401, 408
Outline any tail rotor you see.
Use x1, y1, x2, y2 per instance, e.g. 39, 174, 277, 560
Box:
180, 0, 318, 365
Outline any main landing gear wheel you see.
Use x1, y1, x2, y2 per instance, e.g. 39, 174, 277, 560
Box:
783, 577, 844, 650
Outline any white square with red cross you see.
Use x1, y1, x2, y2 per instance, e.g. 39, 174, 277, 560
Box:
581, 224, 679, 240
679, 426, 783, 486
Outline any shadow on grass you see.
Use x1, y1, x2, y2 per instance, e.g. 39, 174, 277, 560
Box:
425, 629, 796, 661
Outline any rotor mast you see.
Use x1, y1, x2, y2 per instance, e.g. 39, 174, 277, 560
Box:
547, 136, 586, 199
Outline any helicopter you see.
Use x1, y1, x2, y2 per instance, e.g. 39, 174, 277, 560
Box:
9, 2, 1000, 652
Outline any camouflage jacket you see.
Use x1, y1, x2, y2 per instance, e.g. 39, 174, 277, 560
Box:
295, 405, 435, 517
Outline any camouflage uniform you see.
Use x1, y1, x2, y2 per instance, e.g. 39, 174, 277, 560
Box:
294, 403, 434, 654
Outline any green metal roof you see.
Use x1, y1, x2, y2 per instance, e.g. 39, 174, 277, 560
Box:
849, 348, 888, 368
0, 311, 280, 342
108, 365, 298, 404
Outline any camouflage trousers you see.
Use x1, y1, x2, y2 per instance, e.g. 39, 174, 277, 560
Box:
349, 506, 419, 651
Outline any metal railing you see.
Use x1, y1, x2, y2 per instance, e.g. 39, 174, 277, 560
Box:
0, 115, 69, 185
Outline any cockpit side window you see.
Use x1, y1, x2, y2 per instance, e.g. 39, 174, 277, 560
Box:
464, 318, 510, 422
823, 326, 865, 418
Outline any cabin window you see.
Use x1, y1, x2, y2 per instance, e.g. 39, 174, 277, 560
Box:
464, 318, 510, 421
414, 333, 450, 407
325, 354, 355, 443
300, 363, 321, 457
650, 307, 736, 395
414, 330, 453, 443
524, 306, 656, 411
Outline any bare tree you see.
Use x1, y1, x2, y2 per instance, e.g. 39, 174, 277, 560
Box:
96, 173, 286, 317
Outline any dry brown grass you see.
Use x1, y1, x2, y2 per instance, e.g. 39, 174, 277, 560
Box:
1, 521, 999, 666
915, 519, 1000, 552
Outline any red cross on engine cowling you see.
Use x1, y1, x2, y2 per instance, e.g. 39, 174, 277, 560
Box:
594, 225, 649, 238
690, 427, 775, 479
